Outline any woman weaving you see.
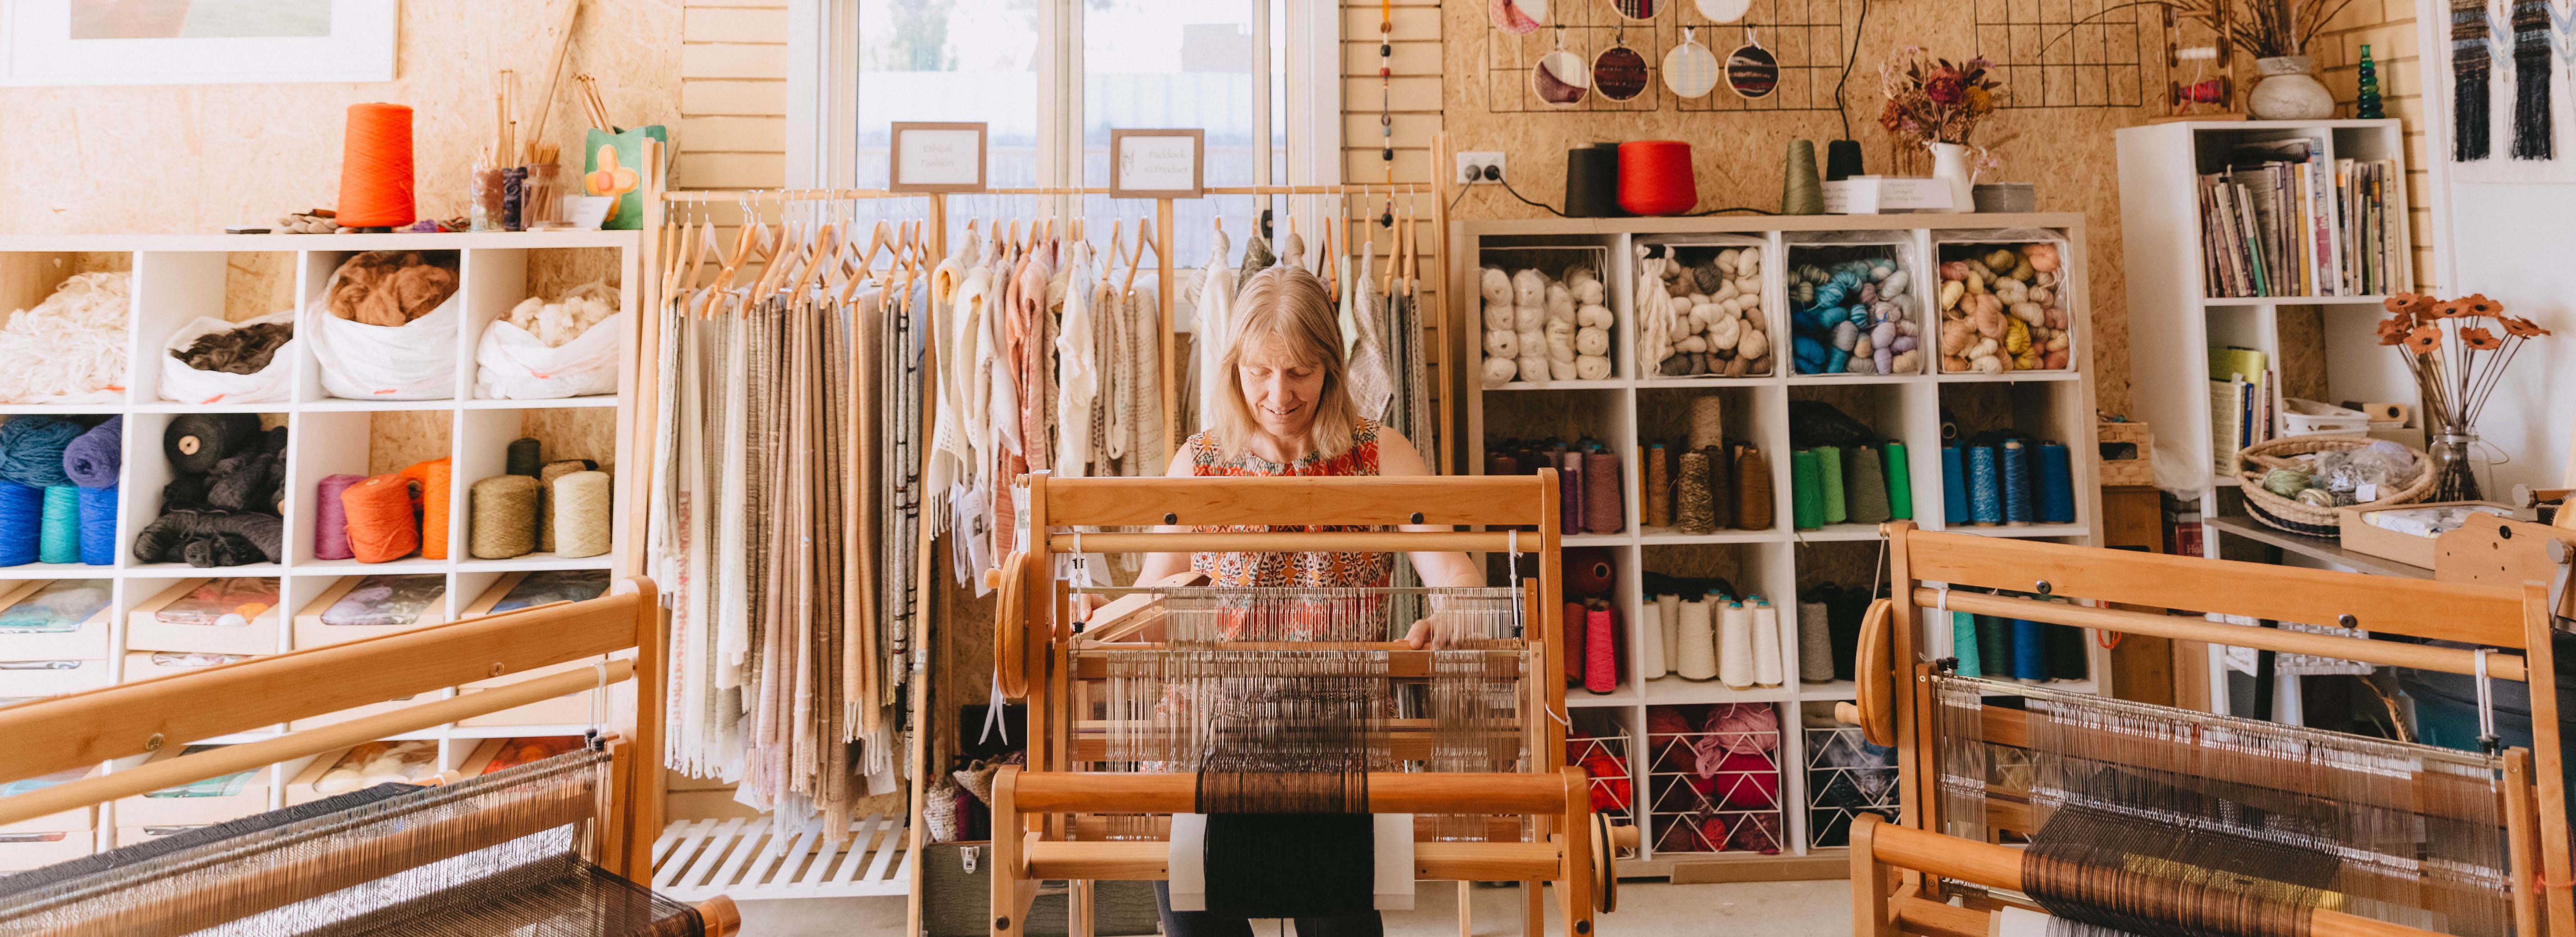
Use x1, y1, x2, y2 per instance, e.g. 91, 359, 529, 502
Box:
1130, 264, 1483, 936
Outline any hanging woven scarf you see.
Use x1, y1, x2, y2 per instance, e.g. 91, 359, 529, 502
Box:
2456, 0, 2495, 160
2514, 0, 2553, 158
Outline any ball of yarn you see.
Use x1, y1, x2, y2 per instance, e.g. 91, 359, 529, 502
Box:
77, 485, 115, 566
1713, 751, 1780, 809
164, 413, 262, 475
37, 486, 77, 564
0, 417, 84, 488
60, 416, 121, 489
313, 474, 365, 561
551, 471, 612, 558
341, 473, 420, 563
470, 475, 540, 559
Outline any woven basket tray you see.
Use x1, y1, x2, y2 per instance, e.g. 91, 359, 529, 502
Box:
2234, 435, 2433, 537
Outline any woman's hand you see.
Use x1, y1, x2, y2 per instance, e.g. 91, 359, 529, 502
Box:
1402, 612, 1458, 650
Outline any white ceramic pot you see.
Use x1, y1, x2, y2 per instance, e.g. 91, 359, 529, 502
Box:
2250, 55, 2336, 120
1925, 141, 1978, 213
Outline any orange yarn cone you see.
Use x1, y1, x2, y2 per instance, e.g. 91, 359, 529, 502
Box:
338, 103, 417, 228
341, 473, 420, 563
400, 457, 453, 560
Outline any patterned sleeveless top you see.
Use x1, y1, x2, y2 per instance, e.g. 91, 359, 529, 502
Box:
1184, 419, 1393, 589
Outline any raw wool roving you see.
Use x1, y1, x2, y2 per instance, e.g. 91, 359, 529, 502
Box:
0, 272, 128, 403
173, 320, 294, 375
327, 250, 459, 327
501, 280, 619, 347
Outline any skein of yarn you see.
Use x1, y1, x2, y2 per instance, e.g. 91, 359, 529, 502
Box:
313, 474, 364, 561
0, 481, 40, 566
76, 485, 115, 566
551, 471, 613, 558
470, 475, 540, 559
338, 103, 418, 229
0, 417, 84, 488
506, 437, 544, 477
340, 473, 420, 563
400, 457, 453, 559
1717, 599, 1754, 688
37, 486, 77, 564
165, 413, 261, 475
60, 416, 120, 489
1674, 597, 1717, 680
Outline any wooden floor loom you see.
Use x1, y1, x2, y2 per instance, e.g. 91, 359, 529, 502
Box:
0, 579, 739, 937
985, 471, 1631, 937
1842, 522, 2573, 937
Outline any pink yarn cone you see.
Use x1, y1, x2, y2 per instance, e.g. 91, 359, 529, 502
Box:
1585, 602, 1618, 693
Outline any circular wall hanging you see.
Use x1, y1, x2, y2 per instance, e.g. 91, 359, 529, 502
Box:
1726, 27, 1779, 100
1695, 0, 1751, 23
1606, 0, 1655, 20
1593, 40, 1650, 102
1663, 27, 1718, 98
1532, 32, 1591, 107
1491, 0, 1544, 35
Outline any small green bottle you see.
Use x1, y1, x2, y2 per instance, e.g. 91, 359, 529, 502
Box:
2355, 44, 2384, 119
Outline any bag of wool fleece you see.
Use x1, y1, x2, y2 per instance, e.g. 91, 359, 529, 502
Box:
474, 281, 626, 399
159, 311, 296, 405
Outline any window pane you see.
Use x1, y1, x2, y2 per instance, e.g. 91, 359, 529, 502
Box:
854, 0, 1038, 194
1078, 0, 1258, 268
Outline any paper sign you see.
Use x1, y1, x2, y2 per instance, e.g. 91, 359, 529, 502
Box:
890, 122, 987, 193
1110, 128, 1204, 199
1822, 177, 1956, 214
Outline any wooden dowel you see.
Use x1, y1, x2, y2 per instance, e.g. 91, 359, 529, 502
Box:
1019, 840, 1559, 882
0, 660, 633, 828
1046, 531, 1516, 552
1916, 588, 2529, 681
1009, 771, 1565, 815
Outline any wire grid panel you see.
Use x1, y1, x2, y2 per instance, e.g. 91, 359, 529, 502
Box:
1482, 0, 1853, 113
1803, 723, 1898, 848
1645, 720, 1785, 854
1972, 0, 2147, 109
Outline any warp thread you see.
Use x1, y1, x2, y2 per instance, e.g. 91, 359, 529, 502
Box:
38, 486, 77, 564
2035, 442, 2075, 524
60, 416, 120, 489
165, 413, 261, 475
1644, 443, 1671, 528
338, 103, 418, 228
1583, 450, 1622, 534
340, 473, 420, 563
1676, 452, 1717, 533
313, 474, 364, 561
2456, 0, 2493, 161
470, 475, 540, 559
1941, 445, 1969, 522
1790, 448, 1823, 530
2515, 0, 2553, 159
2001, 439, 2032, 525
1965, 445, 2002, 525
1882, 441, 1913, 521
1843, 444, 1891, 525
506, 437, 544, 477
1674, 597, 1717, 680
548, 471, 610, 559
1798, 601, 1834, 682
1735, 446, 1773, 530
0, 481, 40, 566
1718, 598, 1754, 688
400, 458, 453, 560
77, 485, 114, 566
1815, 444, 1847, 526
0, 417, 84, 488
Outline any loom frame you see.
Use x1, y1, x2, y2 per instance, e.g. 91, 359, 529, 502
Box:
0, 579, 739, 937
1844, 521, 2572, 937
987, 469, 1627, 937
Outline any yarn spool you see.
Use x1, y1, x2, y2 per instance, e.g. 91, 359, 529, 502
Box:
0, 481, 42, 566
1565, 143, 1625, 218
1717, 599, 1754, 688
1584, 602, 1619, 694
538, 459, 592, 552
1749, 598, 1782, 687
1842, 444, 1891, 525
337, 103, 418, 229
1675, 452, 1716, 533
1824, 139, 1865, 181
1790, 448, 1824, 530
1950, 611, 1982, 678
1582, 451, 1622, 534
1559, 450, 1585, 535
1781, 139, 1825, 215
2010, 617, 2048, 682
1641, 595, 1668, 679
1702, 446, 1734, 531
1674, 598, 1717, 680
59, 416, 121, 489
1656, 593, 1681, 665
470, 475, 541, 559
2045, 620, 2088, 680
2000, 439, 2033, 525
1564, 602, 1588, 685
1567, 547, 1617, 596
77, 485, 115, 566
1686, 395, 1725, 451
1814, 444, 1847, 525
1964, 445, 2002, 525
506, 437, 544, 477
2035, 441, 2075, 524
1881, 441, 1914, 521
165, 413, 260, 475
38, 486, 77, 564
340, 473, 420, 563
1486, 451, 1518, 477
1734, 446, 1773, 530
1616, 140, 1698, 216
1797, 601, 1834, 682
1644, 443, 1671, 528
0, 417, 84, 489
553, 471, 613, 558
396, 458, 453, 560
1976, 614, 2013, 681
313, 474, 364, 561
1940, 445, 1969, 523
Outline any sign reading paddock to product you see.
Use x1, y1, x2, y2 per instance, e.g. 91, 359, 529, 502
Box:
889, 122, 988, 193
1110, 128, 1205, 199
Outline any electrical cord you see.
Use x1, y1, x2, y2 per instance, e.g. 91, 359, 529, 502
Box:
1834, 0, 1872, 142
1486, 168, 1780, 218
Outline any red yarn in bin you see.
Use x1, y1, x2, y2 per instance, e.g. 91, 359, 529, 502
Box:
1617, 140, 1696, 216
1579, 754, 1631, 811
1712, 751, 1780, 809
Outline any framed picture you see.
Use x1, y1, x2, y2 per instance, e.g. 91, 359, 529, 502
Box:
1, 0, 398, 86
1109, 128, 1204, 199
888, 121, 988, 194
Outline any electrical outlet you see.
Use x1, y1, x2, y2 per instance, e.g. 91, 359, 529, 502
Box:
1457, 151, 1506, 186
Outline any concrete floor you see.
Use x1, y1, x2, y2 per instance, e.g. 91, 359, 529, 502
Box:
739, 879, 1852, 936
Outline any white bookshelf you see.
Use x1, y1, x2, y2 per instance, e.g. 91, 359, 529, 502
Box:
1450, 213, 2108, 878
0, 231, 639, 861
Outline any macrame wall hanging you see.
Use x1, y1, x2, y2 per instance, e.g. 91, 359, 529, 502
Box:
2513, 0, 2553, 158
2455, 0, 2494, 161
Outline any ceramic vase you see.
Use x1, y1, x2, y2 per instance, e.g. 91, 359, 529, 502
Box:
2250, 55, 2336, 120
1925, 141, 1976, 213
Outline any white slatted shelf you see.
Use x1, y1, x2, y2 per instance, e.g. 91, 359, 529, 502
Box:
651, 814, 913, 901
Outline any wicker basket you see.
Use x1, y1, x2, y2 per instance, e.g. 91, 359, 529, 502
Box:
2235, 435, 2433, 537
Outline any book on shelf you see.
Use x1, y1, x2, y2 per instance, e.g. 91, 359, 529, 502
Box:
2196, 139, 2398, 298
2205, 347, 2271, 470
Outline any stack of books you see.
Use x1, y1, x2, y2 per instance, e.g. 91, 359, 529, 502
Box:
2197, 139, 2404, 298
2206, 346, 2279, 472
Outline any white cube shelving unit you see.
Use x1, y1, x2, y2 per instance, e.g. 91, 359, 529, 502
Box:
0, 231, 640, 863
1451, 213, 2107, 879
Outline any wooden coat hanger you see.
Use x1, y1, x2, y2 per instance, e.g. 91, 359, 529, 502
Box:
1123, 217, 1156, 300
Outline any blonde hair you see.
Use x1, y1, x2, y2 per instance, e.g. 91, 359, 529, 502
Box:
1207, 265, 1360, 462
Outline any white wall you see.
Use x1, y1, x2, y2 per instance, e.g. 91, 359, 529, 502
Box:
2414, 0, 2576, 493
